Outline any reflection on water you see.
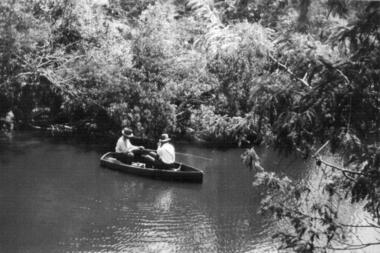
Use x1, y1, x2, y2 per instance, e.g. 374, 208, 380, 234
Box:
1, 132, 378, 252
153, 188, 173, 212
303, 154, 380, 253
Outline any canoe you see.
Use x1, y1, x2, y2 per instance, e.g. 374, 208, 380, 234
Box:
100, 152, 203, 183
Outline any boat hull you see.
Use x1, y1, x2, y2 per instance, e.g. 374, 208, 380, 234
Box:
100, 152, 203, 183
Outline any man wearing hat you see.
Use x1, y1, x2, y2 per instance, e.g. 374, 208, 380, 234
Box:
145, 133, 176, 170
115, 127, 144, 164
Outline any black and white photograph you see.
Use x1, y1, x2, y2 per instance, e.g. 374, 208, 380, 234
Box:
1, 0, 380, 252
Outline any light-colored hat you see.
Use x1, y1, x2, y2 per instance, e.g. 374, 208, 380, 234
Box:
121, 127, 133, 138
159, 133, 171, 143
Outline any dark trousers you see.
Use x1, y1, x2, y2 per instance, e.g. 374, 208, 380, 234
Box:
114, 152, 134, 164
114, 149, 152, 165
145, 153, 176, 170
154, 159, 176, 170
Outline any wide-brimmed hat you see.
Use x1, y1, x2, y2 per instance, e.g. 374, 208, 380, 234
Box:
121, 127, 133, 138
159, 133, 171, 143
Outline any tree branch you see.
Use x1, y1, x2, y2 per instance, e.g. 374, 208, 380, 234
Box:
313, 140, 330, 157
339, 222, 380, 229
318, 158, 364, 176
335, 69, 349, 84
325, 241, 380, 251
341, 171, 356, 181
268, 54, 311, 89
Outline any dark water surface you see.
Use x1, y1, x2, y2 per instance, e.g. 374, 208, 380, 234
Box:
0, 132, 378, 253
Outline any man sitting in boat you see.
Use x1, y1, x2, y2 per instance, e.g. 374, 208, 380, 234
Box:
144, 134, 176, 170
114, 127, 144, 164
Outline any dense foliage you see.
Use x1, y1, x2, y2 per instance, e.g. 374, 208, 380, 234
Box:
1, 0, 379, 251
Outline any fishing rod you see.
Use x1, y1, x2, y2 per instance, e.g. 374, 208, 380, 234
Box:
174, 151, 212, 161
142, 148, 212, 161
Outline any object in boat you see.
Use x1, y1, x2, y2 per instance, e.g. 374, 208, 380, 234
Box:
100, 152, 203, 183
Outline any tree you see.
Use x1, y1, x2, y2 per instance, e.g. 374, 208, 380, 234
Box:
242, 2, 380, 251
1, 2, 379, 251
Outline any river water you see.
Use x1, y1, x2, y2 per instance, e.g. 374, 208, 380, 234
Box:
0, 132, 379, 253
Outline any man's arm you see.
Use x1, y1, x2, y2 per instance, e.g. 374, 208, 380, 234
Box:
126, 140, 143, 152
156, 146, 163, 157
115, 138, 123, 152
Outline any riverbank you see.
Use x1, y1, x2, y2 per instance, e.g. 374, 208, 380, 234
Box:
7, 125, 247, 151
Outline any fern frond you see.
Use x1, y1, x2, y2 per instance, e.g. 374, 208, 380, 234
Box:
184, 0, 274, 57
185, 0, 240, 55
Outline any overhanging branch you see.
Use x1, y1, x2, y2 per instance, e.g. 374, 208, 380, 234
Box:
268, 54, 311, 89
325, 241, 380, 251
318, 158, 364, 176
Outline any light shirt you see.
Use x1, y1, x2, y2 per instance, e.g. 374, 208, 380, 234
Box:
157, 142, 175, 164
5, 111, 14, 122
115, 137, 137, 153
